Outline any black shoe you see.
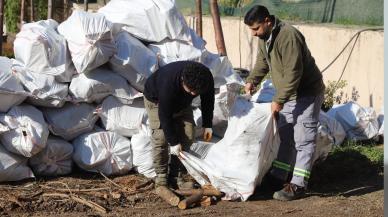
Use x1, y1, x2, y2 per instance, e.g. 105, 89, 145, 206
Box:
273, 183, 305, 201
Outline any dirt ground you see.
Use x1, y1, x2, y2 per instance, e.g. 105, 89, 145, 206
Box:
0, 156, 383, 217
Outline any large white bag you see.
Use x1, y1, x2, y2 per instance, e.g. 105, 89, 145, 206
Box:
69, 67, 142, 105
148, 39, 203, 66
29, 136, 73, 176
250, 79, 276, 103
327, 102, 379, 141
12, 62, 69, 107
73, 130, 133, 176
97, 96, 146, 137
200, 51, 244, 88
0, 104, 49, 157
58, 10, 115, 73
377, 106, 384, 137
42, 103, 99, 141
131, 124, 156, 178
0, 57, 28, 112
98, 0, 191, 42
313, 111, 346, 164
0, 144, 34, 182
180, 98, 280, 201
109, 31, 158, 92
13, 19, 75, 82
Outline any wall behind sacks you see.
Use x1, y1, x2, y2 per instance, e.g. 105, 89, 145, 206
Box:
186, 16, 384, 111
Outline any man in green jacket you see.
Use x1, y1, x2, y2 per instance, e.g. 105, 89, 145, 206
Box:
244, 5, 325, 201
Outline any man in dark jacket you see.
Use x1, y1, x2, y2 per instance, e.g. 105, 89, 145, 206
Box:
143, 61, 214, 203
244, 5, 325, 201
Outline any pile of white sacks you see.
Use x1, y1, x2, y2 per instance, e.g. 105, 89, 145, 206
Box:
0, 0, 368, 201
0, 0, 243, 184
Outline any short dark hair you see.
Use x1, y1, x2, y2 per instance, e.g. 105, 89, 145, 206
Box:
244, 5, 270, 26
182, 62, 213, 95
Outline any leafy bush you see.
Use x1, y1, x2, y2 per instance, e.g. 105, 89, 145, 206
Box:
36, 0, 48, 21
322, 80, 347, 111
5, 0, 20, 33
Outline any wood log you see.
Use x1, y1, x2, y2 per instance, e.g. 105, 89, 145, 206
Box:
175, 188, 222, 197
155, 186, 180, 206
178, 191, 203, 210
200, 196, 212, 207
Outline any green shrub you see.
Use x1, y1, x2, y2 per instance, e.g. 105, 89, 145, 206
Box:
322, 80, 347, 111
5, 0, 20, 33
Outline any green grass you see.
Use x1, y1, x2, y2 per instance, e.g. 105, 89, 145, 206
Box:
334, 140, 384, 166
309, 140, 383, 193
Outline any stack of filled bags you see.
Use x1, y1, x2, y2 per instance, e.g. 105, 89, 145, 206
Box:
0, 0, 244, 182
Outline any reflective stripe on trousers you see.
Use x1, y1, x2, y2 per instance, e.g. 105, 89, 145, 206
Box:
270, 93, 324, 188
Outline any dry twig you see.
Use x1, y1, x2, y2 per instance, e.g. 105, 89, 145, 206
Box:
43, 193, 107, 214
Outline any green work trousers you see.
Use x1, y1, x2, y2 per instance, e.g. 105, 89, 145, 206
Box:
144, 97, 195, 186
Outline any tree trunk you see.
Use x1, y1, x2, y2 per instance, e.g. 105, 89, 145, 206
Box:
195, 0, 202, 37
0, 0, 4, 55
84, 0, 88, 12
30, 0, 34, 22
209, 0, 227, 56
48, 0, 53, 19
21, 0, 25, 25
63, 0, 68, 20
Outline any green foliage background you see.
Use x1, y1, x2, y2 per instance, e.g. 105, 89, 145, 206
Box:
5, 0, 48, 33
176, 0, 383, 26
5, 0, 20, 33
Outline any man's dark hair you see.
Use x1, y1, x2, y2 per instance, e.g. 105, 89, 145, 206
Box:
244, 5, 270, 26
182, 62, 212, 95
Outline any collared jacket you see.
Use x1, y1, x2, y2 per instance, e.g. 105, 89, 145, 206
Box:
246, 17, 325, 104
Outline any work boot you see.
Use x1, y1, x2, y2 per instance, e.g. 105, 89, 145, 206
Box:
273, 183, 305, 201
155, 185, 180, 206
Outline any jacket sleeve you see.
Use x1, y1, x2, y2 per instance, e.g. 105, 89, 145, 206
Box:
200, 78, 215, 128
158, 90, 179, 146
273, 34, 303, 104
246, 44, 270, 85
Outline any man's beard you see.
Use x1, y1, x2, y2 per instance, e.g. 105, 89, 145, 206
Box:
258, 32, 270, 40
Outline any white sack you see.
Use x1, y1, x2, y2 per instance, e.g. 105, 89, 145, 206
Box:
13, 19, 75, 81
0, 104, 49, 157
200, 51, 244, 88
327, 102, 379, 141
313, 111, 346, 164
29, 136, 73, 176
98, 0, 191, 42
69, 67, 142, 105
0, 57, 28, 112
131, 124, 156, 178
97, 96, 146, 137
109, 31, 158, 92
12, 62, 69, 107
58, 10, 115, 73
180, 98, 280, 201
42, 103, 98, 141
148, 39, 203, 66
73, 130, 133, 176
378, 106, 384, 137
0, 144, 34, 182
250, 79, 276, 103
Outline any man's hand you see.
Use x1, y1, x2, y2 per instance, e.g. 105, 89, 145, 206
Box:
271, 101, 283, 118
203, 128, 213, 142
170, 144, 182, 156
244, 82, 255, 95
